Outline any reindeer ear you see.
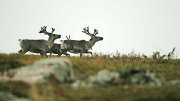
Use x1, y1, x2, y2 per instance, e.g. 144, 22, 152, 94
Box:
52, 28, 55, 31
66, 36, 69, 40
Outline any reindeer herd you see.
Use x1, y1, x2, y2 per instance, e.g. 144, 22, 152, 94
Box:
18, 26, 103, 57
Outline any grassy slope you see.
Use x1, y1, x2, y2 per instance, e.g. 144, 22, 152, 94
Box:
0, 53, 180, 101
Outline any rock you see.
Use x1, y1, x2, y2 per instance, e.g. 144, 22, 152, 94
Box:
72, 69, 120, 88
168, 79, 180, 85
120, 68, 162, 86
71, 80, 87, 88
72, 68, 163, 88
88, 69, 120, 87
8, 58, 75, 84
0, 91, 31, 101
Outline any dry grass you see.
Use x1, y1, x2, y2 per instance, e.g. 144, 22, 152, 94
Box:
0, 53, 180, 101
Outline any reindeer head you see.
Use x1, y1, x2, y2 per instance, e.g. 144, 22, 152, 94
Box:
39, 26, 61, 39
82, 26, 103, 42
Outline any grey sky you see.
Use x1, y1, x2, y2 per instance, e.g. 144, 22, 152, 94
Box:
0, 0, 180, 57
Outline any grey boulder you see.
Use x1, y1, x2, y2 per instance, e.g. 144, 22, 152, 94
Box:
8, 58, 75, 84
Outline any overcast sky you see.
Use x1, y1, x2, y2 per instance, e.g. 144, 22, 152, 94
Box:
0, 0, 180, 57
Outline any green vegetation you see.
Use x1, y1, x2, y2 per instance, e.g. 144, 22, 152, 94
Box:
0, 50, 180, 101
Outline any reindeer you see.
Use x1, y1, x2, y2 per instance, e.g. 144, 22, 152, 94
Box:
44, 35, 91, 57
36, 30, 71, 57
60, 26, 103, 57
18, 26, 61, 57
64, 35, 94, 56
47, 35, 71, 57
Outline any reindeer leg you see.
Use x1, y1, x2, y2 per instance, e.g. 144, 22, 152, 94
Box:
67, 54, 70, 57
18, 49, 22, 53
40, 52, 48, 58
80, 51, 83, 57
18, 49, 26, 54
45, 52, 49, 58
64, 52, 70, 57
46, 55, 49, 58
40, 53, 44, 57
57, 52, 62, 57
84, 50, 92, 57
57, 54, 60, 57
49, 52, 52, 57
89, 51, 93, 57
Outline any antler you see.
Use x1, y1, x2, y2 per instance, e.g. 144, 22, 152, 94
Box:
39, 26, 55, 35
51, 28, 55, 34
43, 26, 46, 30
82, 27, 88, 33
82, 26, 99, 36
86, 26, 89, 33
93, 29, 98, 35
40, 26, 46, 30
82, 26, 94, 37
39, 26, 47, 34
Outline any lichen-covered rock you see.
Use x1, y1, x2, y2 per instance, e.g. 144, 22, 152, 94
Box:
119, 68, 162, 86
167, 79, 180, 85
72, 68, 163, 88
8, 58, 75, 84
88, 69, 120, 87
72, 69, 120, 88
